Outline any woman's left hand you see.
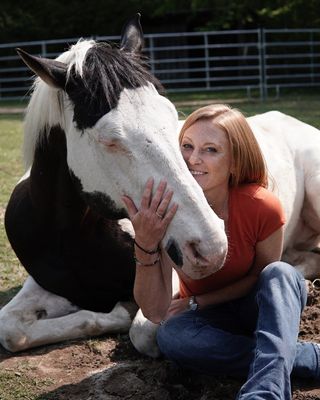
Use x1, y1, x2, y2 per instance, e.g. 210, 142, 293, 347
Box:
122, 178, 178, 252
165, 297, 189, 319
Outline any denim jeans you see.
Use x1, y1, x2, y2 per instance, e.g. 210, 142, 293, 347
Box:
157, 262, 320, 400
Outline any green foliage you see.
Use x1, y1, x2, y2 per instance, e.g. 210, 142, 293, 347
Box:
1, 0, 320, 43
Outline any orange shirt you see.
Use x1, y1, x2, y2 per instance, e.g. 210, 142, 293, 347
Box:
179, 184, 286, 298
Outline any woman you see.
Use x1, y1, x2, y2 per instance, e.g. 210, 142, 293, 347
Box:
122, 104, 320, 400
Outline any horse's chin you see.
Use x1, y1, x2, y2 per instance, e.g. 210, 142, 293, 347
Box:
181, 258, 225, 280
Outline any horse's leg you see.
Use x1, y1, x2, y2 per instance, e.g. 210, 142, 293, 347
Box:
0, 276, 136, 352
129, 269, 180, 358
282, 248, 320, 280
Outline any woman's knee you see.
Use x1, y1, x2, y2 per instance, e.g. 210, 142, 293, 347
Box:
258, 261, 307, 307
260, 261, 303, 282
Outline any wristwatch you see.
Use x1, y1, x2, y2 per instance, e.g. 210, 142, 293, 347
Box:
188, 295, 198, 311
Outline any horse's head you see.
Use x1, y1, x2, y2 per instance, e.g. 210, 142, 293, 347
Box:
18, 14, 227, 279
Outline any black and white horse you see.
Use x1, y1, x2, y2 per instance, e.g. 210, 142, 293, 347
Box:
0, 15, 227, 353
2, 15, 320, 358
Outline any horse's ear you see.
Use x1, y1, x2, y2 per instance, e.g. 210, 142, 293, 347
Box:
16, 48, 67, 89
120, 13, 144, 53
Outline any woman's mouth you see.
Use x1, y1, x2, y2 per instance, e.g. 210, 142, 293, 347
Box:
190, 170, 207, 176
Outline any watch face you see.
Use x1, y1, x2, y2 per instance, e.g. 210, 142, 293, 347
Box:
189, 296, 198, 311
190, 303, 198, 311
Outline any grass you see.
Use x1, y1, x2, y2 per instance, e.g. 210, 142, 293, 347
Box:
168, 89, 320, 128
0, 115, 26, 307
0, 99, 28, 108
0, 370, 54, 400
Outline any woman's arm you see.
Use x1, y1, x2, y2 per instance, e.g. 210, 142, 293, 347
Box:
196, 226, 284, 308
165, 227, 284, 318
122, 178, 178, 323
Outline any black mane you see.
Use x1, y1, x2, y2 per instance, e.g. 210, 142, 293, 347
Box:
65, 42, 163, 130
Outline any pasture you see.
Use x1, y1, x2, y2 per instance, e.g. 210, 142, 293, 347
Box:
1, 92, 320, 399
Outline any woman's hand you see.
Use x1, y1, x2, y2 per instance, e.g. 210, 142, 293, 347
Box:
165, 297, 189, 319
122, 178, 178, 251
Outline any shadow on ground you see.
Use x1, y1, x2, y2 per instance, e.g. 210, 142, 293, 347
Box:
34, 359, 242, 400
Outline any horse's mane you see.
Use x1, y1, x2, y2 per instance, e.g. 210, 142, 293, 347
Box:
23, 39, 162, 169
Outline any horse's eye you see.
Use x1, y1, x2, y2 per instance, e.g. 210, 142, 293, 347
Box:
97, 136, 128, 154
98, 137, 118, 148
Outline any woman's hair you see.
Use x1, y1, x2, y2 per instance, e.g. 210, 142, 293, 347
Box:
179, 104, 268, 188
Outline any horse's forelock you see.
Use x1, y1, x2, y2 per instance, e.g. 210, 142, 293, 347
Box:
58, 39, 96, 78
23, 40, 96, 169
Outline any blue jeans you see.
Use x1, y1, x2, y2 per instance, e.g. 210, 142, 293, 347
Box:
157, 262, 320, 400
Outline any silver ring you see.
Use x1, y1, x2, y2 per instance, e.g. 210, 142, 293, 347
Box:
156, 211, 163, 219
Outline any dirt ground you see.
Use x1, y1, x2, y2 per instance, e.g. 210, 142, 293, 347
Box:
1, 284, 320, 400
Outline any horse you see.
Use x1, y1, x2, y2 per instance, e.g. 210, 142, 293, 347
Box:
0, 14, 227, 353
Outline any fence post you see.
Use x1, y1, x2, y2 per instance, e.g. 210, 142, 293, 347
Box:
258, 28, 267, 101
204, 33, 210, 90
149, 36, 155, 76
41, 41, 47, 57
310, 30, 314, 84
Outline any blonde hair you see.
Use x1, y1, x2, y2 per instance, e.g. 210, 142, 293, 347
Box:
179, 104, 268, 188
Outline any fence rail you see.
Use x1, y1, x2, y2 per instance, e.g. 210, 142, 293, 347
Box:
1, 28, 320, 101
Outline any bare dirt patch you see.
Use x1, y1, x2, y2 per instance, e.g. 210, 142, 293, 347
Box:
1, 285, 320, 400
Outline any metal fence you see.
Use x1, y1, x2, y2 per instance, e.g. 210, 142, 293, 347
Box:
1, 28, 320, 101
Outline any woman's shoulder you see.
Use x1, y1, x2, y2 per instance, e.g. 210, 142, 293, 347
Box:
232, 183, 279, 204
231, 183, 285, 227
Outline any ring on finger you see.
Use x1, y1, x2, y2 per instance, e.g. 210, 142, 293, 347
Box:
156, 211, 164, 219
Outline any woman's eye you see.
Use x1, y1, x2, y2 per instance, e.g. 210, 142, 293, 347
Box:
206, 147, 217, 153
182, 143, 192, 150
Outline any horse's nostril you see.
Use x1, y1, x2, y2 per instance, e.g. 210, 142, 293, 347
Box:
186, 241, 210, 265
189, 242, 201, 259
165, 238, 183, 266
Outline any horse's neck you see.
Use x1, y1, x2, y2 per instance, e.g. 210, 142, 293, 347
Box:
29, 126, 87, 230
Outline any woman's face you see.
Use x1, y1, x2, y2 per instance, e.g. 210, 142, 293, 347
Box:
181, 119, 232, 197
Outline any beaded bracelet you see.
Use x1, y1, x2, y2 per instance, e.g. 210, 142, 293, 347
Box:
134, 255, 160, 267
134, 240, 159, 255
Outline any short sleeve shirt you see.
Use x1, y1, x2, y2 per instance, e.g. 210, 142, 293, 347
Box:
179, 184, 286, 298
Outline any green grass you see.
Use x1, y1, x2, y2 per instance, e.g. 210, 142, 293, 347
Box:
0, 370, 54, 400
0, 115, 26, 307
168, 90, 320, 128
0, 99, 28, 108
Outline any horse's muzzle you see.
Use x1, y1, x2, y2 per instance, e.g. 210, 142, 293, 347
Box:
165, 237, 227, 280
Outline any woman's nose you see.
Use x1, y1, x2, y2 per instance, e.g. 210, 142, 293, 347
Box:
189, 150, 202, 164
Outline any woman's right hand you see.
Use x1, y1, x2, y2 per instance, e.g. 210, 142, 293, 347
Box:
121, 178, 178, 252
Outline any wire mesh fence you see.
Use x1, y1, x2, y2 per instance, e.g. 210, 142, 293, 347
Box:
1, 28, 320, 101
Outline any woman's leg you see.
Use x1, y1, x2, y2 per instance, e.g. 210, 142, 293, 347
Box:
157, 261, 320, 397
236, 261, 308, 400
157, 301, 256, 377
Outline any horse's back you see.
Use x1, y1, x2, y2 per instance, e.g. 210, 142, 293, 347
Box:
248, 110, 320, 250
248, 110, 320, 183
248, 110, 320, 146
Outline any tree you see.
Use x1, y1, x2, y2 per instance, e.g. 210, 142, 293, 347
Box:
1, 0, 319, 44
